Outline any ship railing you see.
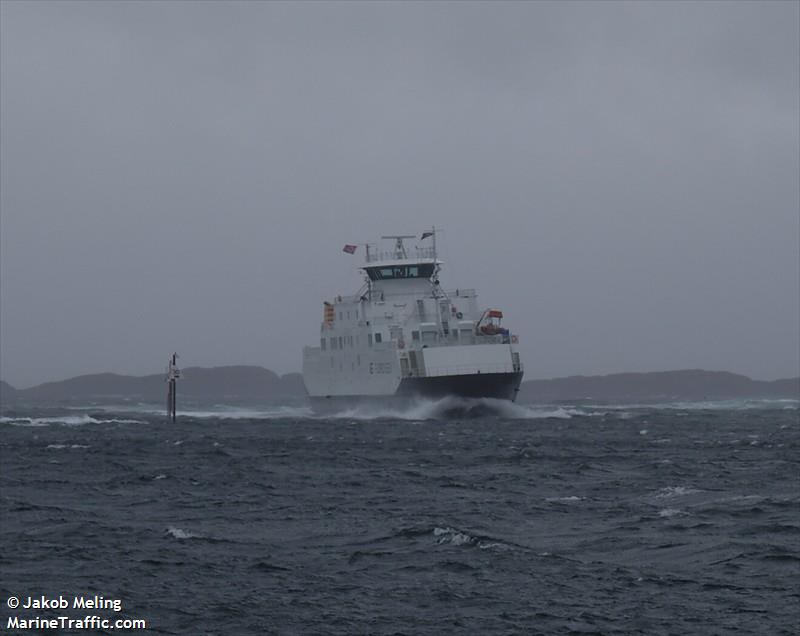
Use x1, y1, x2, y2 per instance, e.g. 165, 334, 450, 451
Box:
365, 246, 437, 263
376, 288, 476, 300
423, 363, 520, 377
328, 288, 477, 306
416, 334, 512, 347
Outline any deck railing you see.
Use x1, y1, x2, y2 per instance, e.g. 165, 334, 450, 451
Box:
423, 362, 522, 377
365, 246, 436, 263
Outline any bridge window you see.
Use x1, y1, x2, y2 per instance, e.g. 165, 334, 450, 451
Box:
365, 264, 435, 281
374, 332, 382, 343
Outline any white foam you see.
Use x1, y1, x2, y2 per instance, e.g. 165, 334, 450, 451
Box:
434, 527, 474, 546
65, 403, 315, 420
655, 486, 702, 499
545, 495, 584, 503
46, 444, 89, 449
324, 397, 592, 421
0, 415, 145, 426
658, 508, 688, 518
166, 526, 200, 540
175, 405, 315, 420
432, 526, 509, 550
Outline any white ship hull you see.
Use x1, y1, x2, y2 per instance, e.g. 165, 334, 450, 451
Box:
304, 342, 523, 410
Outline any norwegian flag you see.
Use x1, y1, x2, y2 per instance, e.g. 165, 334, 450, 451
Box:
342, 244, 357, 254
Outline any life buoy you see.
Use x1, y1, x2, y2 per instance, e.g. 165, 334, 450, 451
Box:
456, 312, 463, 319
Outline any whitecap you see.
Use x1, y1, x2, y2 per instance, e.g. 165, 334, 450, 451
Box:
1, 415, 144, 427
166, 526, 200, 540
46, 444, 89, 449
658, 508, 687, 518
434, 526, 474, 546
545, 496, 584, 503
322, 397, 581, 421
171, 405, 314, 420
655, 486, 702, 499
432, 526, 510, 550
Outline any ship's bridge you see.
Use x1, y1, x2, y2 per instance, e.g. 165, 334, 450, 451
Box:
362, 259, 438, 282
362, 235, 440, 286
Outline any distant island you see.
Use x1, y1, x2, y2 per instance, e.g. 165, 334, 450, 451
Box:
1, 367, 797, 406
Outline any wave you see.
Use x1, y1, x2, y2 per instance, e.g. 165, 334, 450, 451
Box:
46, 444, 90, 449
171, 405, 316, 420
658, 508, 689, 518
0, 415, 145, 426
654, 486, 703, 499
545, 495, 584, 503
322, 397, 608, 421
593, 398, 799, 411
60, 403, 315, 420
165, 526, 201, 540
432, 526, 512, 551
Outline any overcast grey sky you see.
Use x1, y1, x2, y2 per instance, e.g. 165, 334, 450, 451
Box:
1, 1, 798, 388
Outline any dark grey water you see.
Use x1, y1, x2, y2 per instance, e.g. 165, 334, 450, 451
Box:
1, 399, 798, 635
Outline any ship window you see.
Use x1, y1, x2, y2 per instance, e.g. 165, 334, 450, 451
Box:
321, 338, 326, 350
368, 334, 373, 347
347, 311, 350, 319
365, 264, 435, 281
412, 331, 420, 341
338, 312, 342, 320
355, 310, 359, 320
357, 354, 361, 366
338, 336, 343, 349
374, 332, 382, 343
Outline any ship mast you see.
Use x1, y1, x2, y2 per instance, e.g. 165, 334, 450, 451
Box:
380, 235, 416, 260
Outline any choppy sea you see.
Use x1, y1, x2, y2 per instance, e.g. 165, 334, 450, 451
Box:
1, 397, 798, 635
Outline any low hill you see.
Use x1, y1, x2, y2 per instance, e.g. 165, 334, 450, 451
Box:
1, 368, 797, 405
3, 366, 306, 405
0, 380, 17, 404
517, 369, 799, 403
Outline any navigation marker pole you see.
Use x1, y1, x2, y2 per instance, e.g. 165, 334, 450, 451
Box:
166, 352, 181, 422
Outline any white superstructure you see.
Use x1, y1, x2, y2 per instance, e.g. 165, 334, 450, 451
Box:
302, 231, 523, 408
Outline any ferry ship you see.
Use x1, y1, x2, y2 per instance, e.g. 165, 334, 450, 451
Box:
302, 231, 523, 410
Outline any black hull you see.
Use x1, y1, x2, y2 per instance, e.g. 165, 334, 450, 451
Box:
309, 371, 523, 413
396, 371, 523, 400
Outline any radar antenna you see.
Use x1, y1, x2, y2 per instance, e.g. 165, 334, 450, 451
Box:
380, 235, 416, 260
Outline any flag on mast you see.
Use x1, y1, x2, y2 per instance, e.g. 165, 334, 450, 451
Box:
342, 244, 357, 254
